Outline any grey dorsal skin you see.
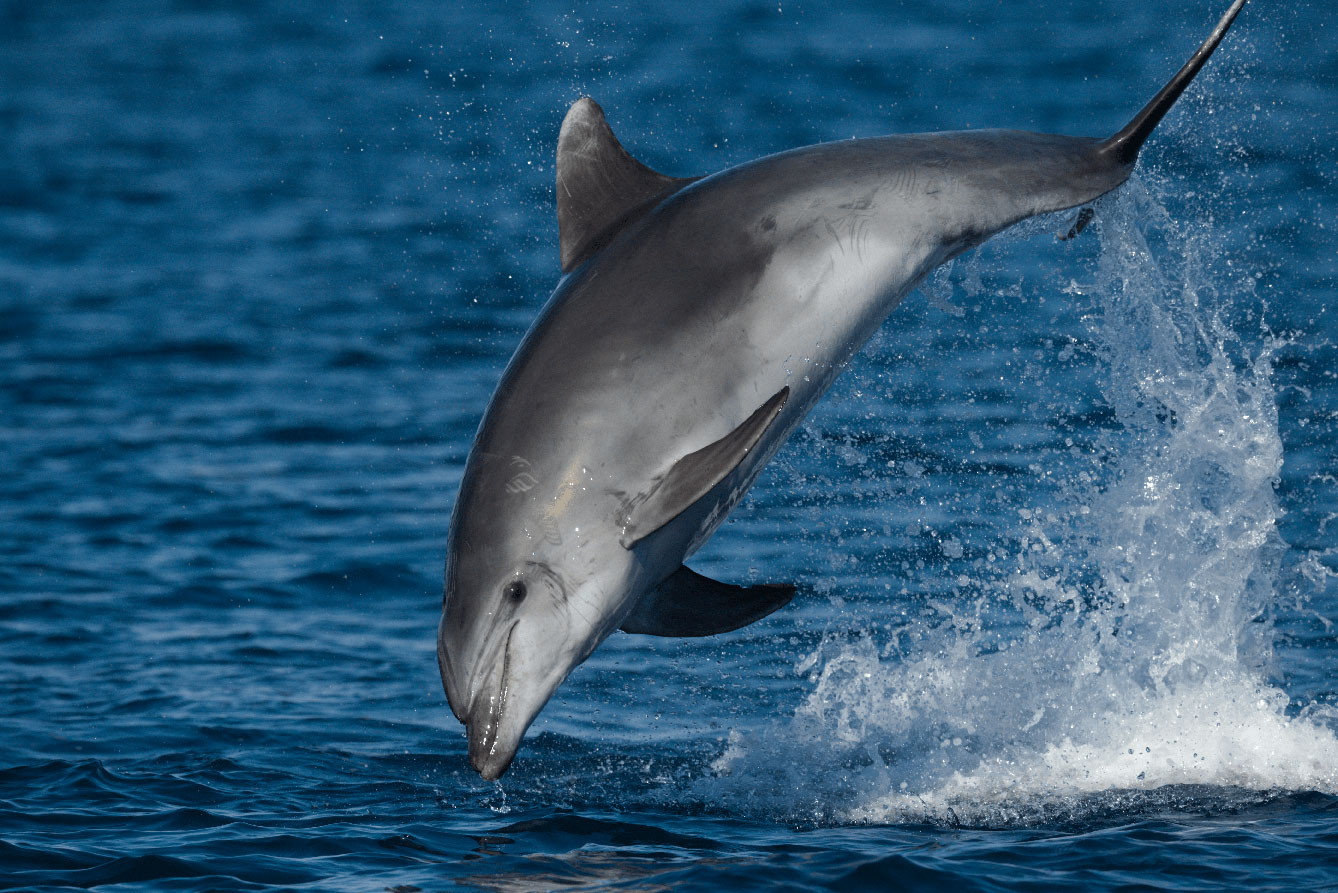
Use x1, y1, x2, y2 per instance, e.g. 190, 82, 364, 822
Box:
438, 1, 1248, 780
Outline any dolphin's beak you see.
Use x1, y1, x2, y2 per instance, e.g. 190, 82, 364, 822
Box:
467, 698, 516, 780
464, 626, 518, 780
436, 613, 471, 724
438, 614, 521, 777
457, 618, 578, 781
438, 595, 591, 780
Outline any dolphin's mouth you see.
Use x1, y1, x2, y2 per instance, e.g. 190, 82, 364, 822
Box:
466, 622, 517, 780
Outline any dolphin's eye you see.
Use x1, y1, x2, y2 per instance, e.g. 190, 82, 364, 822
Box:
503, 580, 527, 603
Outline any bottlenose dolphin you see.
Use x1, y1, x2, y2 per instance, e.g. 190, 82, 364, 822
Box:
439, 1, 1247, 779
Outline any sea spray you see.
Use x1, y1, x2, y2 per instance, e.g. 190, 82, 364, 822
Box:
704, 180, 1338, 825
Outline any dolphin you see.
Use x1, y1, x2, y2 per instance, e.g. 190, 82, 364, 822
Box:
438, 1, 1247, 780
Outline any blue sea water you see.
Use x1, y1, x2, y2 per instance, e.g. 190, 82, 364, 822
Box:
3, 0, 1338, 889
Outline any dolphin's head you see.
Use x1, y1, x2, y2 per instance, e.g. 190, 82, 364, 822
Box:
437, 467, 641, 780
437, 556, 575, 779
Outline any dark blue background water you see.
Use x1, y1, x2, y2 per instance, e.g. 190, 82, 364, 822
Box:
4, 0, 1338, 889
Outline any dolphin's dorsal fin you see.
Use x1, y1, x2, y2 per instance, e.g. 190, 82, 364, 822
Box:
620, 387, 789, 548
556, 97, 699, 272
620, 565, 795, 637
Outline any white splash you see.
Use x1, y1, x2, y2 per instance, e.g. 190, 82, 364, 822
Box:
705, 181, 1338, 825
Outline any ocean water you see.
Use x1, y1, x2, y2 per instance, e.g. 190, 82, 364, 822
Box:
3, 0, 1337, 889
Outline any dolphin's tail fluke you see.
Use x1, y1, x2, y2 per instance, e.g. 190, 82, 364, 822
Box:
1099, 0, 1246, 166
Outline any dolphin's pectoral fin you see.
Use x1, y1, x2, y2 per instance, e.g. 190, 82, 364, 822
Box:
556, 97, 701, 273
1058, 207, 1095, 242
620, 565, 796, 637
620, 387, 790, 548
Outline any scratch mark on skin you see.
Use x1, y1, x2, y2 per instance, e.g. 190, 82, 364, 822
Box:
505, 473, 538, 494
505, 457, 538, 494
540, 513, 563, 546
564, 585, 599, 628
853, 215, 870, 264
895, 167, 918, 195
822, 218, 846, 256
838, 195, 874, 212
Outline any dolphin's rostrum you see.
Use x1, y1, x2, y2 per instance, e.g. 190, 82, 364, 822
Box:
438, 1, 1248, 780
